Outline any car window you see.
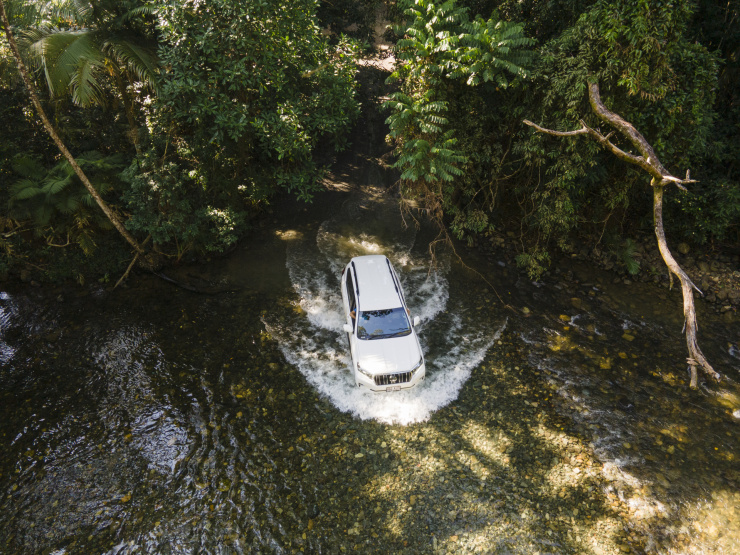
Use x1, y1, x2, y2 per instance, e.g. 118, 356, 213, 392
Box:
346, 270, 356, 311
357, 308, 411, 340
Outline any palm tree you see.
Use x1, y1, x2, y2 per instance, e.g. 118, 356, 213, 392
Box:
18, 0, 159, 150
0, 0, 147, 255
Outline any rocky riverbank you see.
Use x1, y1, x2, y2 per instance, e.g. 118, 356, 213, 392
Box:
476, 230, 739, 323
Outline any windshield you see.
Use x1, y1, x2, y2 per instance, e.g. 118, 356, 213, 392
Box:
357, 307, 411, 340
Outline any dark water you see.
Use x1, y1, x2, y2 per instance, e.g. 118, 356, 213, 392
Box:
1, 186, 738, 554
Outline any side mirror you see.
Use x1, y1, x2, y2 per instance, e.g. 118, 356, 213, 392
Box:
343, 323, 353, 333
413, 316, 420, 327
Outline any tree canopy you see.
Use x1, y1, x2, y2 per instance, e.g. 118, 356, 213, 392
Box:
119, 0, 360, 257
0, 0, 737, 283
384, 0, 737, 276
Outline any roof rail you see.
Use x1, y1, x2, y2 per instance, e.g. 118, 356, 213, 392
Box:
386, 257, 399, 293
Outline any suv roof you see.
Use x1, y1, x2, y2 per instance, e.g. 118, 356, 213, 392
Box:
351, 255, 403, 311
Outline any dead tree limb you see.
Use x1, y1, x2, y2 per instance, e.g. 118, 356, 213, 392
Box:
114, 252, 140, 289
524, 80, 720, 387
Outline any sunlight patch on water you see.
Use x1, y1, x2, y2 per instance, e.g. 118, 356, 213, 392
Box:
275, 229, 303, 241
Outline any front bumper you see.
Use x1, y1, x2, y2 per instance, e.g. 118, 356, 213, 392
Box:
355, 363, 426, 392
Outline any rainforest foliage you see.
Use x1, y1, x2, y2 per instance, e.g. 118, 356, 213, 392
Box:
386, 0, 739, 276
1, 0, 738, 279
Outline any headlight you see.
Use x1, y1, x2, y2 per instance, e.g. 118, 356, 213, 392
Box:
409, 358, 424, 375
356, 362, 374, 379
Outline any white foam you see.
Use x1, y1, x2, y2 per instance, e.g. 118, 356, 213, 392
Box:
265, 316, 505, 425
402, 266, 449, 323
273, 193, 503, 424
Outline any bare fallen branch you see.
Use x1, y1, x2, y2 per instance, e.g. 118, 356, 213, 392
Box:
524, 80, 719, 386
523, 120, 588, 137
114, 252, 140, 289
46, 232, 71, 248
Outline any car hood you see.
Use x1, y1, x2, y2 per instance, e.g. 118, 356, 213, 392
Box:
356, 333, 422, 374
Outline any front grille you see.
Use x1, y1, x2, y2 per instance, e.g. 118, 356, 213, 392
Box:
374, 371, 412, 387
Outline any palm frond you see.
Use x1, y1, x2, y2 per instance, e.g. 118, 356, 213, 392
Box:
55, 195, 81, 215
75, 228, 97, 256
43, 173, 74, 196
69, 53, 107, 106
25, 28, 105, 100
104, 37, 159, 90
10, 180, 44, 200
119, 4, 157, 25
11, 155, 45, 179
46, 0, 92, 27
81, 191, 96, 207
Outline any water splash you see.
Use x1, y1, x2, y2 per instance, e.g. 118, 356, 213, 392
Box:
268, 193, 503, 424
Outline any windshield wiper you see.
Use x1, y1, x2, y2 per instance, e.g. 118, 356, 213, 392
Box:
373, 330, 410, 339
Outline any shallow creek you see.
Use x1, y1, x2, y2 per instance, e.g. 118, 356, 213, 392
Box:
0, 185, 738, 554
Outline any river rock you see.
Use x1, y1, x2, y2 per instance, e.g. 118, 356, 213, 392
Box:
655, 473, 671, 488
677, 242, 690, 255
570, 297, 583, 309
45, 330, 61, 342
698, 261, 710, 272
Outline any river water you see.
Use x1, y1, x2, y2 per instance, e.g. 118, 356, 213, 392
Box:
0, 181, 738, 554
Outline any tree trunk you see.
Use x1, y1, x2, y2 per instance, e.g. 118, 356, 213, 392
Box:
0, 0, 145, 255
652, 180, 719, 387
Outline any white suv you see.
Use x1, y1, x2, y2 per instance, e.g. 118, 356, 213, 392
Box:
340, 255, 426, 391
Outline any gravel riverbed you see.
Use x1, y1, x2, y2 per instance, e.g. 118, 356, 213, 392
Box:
275, 333, 646, 555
